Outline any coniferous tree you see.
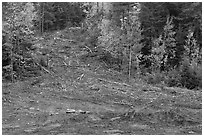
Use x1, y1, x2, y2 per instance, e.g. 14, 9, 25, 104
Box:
2, 2, 37, 81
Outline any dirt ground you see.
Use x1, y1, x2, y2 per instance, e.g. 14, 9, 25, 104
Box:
2, 67, 202, 135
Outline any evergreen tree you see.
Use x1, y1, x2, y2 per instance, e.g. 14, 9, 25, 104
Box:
152, 16, 177, 71
2, 2, 37, 81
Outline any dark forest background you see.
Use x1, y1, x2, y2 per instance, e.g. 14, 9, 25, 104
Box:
2, 2, 202, 90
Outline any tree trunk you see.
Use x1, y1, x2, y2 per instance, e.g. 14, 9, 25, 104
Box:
128, 4, 131, 81
122, 10, 125, 30
11, 41, 14, 83
97, 2, 99, 13
128, 45, 132, 81
40, 2, 44, 35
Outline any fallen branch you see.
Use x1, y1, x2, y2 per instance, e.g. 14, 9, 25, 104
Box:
62, 60, 68, 66
84, 45, 92, 53
107, 69, 123, 75
77, 73, 85, 81
34, 61, 54, 76
41, 66, 53, 75
102, 61, 108, 67
94, 65, 101, 71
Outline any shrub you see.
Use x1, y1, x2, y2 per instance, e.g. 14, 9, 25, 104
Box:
145, 70, 165, 85
179, 59, 202, 90
165, 69, 181, 87
143, 56, 202, 90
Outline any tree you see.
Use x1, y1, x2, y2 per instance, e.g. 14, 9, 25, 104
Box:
139, 2, 201, 71
139, 3, 168, 69
37, 2, 87, 32
97, 2, 143, 79
122, 3, 142, 79
152, 16, 177, 71
2, 2, 37, 81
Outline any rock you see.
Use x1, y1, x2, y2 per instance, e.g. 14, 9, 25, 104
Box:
110, 117, 121, 121
188, 131, 195, 134
29, 107, 35, 110
66, 109, 76, 113
77, 109, 88, 114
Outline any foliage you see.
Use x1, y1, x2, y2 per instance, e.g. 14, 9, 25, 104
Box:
37, 2, 87, 32
164, 69, 181, 87
184, 30, 202, 65
144, 58, 202, 90
151, 16, 177, 71
3, 3, 37, 40
144, 71, 166, 85
2, 2, 202, 90
139, 3, 167, 68
97, 3, 143, 74
139, 2, 201, 70
2, 2, 38, 81
179, 58, 202, 89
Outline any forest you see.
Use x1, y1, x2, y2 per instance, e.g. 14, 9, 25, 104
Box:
2, 2, 202, 135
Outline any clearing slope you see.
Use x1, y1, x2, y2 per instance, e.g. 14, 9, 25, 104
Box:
2, 30, 202, 135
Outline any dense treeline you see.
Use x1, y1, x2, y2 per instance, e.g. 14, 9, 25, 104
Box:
2, 2, 202, 90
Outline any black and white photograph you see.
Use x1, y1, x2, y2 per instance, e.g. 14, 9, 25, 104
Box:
2, 1, 202, 135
